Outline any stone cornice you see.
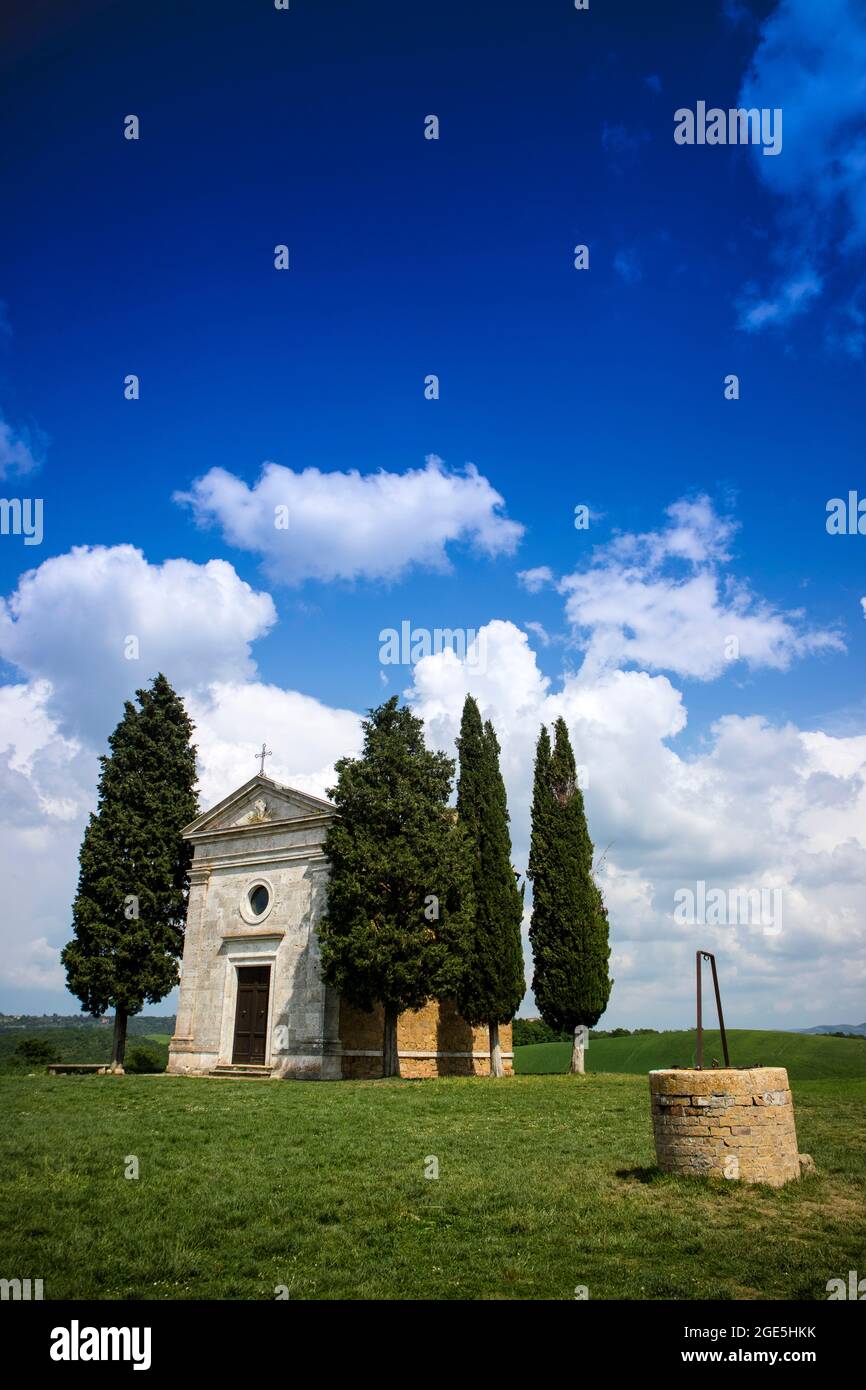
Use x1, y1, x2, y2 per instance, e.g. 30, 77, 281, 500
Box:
195, 846, 330, 873
221, 930, 286, 941
187, 812, 332, 844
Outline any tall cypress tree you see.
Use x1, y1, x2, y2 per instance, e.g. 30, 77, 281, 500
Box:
527, 717, 611, 1074
318, 696, 474, 1076
455, 696, 525, 1076
62, 674, 198, 1070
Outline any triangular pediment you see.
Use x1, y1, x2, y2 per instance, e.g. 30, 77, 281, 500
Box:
183, 775, 334, 838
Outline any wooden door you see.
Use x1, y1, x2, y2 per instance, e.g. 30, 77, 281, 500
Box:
232, 965, 271, 1064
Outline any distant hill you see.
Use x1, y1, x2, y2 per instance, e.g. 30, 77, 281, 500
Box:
0, 1015, 175, 1073
0, 1014, 175, 1036
795, 1023, 866, 1036
515, 1028, 866, 1081
0, 1025, 170, 1071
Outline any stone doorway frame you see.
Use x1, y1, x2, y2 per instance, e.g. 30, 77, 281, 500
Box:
217, 936, 281, 1070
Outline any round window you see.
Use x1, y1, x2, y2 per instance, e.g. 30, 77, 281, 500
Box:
249, 884, 270, 917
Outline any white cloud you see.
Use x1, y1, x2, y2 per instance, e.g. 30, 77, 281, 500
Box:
558, 496, 844, 680
176, 454, 524, 586
523, 620, 551, 646
406, 619, 866, 1027
0, 550, 356, 1003
5, 937, 68, 991
1, 508, 862, 1028
517, 565, 555, 593
0, 673, 361, 1002
0, 681, 95, 999
0, 545, 277, 740
185, 681, 362, 810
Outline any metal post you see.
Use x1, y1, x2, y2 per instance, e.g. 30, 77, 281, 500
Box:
695, 950, 730, 1069
708, 954, 730, 1067
696, 950, 703, 1069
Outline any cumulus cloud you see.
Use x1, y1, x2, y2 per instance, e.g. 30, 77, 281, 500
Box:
176, 455, 524, 586
558, 496, 844, 680
523, 620, 552, 647
0, 545, 365, 1003
0, 547, 275, 1000
517, 565, 555, 593
736, 0, 866, 339
405, 619, 866, 1027
0, 681, 96, 1001
0, 673, 363, 1002
185, 681, 362, 810
1, 509, 861, 1027
0, 545, 277, 740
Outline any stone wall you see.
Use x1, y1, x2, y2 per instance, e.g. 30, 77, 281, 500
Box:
649, 1066, 801, 1186
168, 779, 343, 1080
339, 997, 514, 1078
168, 775, 516, 1083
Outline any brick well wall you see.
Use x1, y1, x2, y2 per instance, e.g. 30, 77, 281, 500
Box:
649, 1066, 801, 1186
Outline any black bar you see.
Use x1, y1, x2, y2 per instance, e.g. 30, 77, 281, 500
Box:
709, 953, 731, 1067
695, 949, 703, 1068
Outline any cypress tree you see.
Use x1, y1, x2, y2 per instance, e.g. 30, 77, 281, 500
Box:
62, 674, 198, 1070
455, 696, 525, 1076
527, 717, 611, 1074
318, 696, 474, 1076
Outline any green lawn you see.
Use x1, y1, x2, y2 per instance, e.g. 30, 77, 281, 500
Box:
515, 1029, 866, 1081
2, 1071, 865, 1300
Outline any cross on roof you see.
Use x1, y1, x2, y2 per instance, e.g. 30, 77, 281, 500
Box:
256, 742, 272, 777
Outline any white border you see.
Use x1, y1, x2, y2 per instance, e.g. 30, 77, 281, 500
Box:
239, 875, 275, 926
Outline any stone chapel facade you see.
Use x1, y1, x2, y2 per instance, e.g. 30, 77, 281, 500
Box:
167, 774, 513, 1080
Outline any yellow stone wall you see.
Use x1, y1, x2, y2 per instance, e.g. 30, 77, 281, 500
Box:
339, 996, 514, 1078
649, 1066, 801, 1186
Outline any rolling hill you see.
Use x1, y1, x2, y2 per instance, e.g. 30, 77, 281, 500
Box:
514, 1028, 866, 1081
797, 1023, 866, 1036
0, 1026, 169, 1072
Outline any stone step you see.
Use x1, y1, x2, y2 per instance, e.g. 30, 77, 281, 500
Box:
209, 1064, 272, 1079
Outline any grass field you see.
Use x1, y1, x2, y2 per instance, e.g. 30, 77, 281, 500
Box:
515, 1029, 866, 1081
2, 1070, 865, 1300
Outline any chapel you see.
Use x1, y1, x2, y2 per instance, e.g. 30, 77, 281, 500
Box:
167, 774, 513, 1079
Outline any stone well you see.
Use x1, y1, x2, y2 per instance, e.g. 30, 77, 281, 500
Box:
649, 1067, 802, 1187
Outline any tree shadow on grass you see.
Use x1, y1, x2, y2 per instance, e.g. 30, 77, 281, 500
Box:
615, 1165, 664, 1184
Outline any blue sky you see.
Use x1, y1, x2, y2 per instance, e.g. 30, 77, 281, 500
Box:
1, 0, 864, 1027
